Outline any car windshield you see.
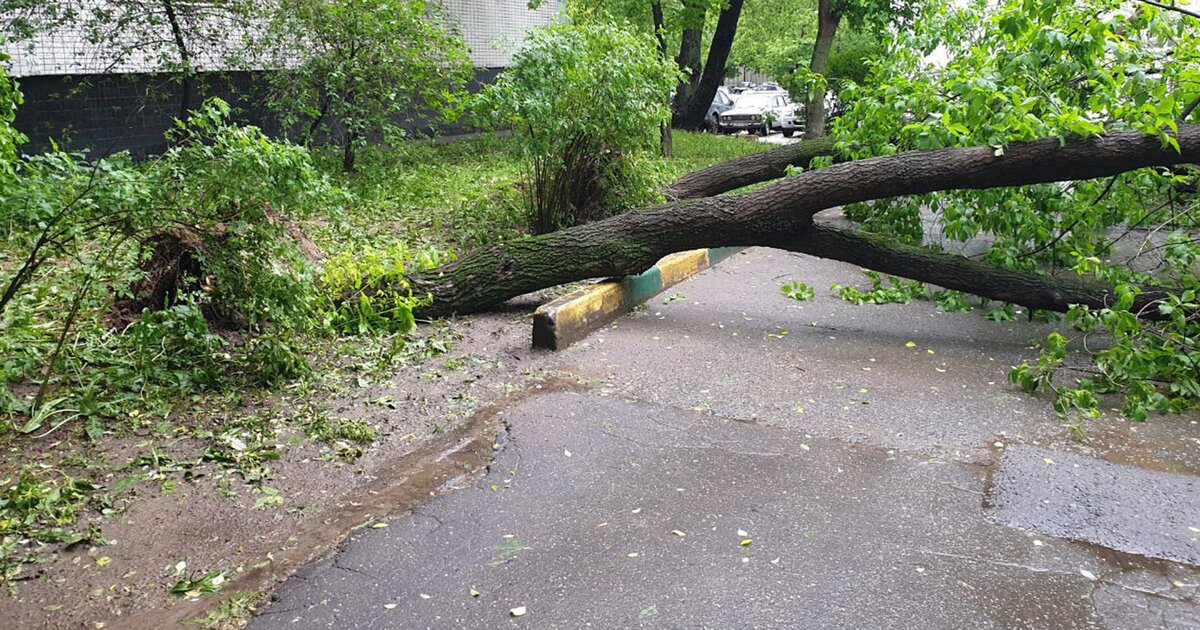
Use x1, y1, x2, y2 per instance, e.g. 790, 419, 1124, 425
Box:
735, 94, 774, 108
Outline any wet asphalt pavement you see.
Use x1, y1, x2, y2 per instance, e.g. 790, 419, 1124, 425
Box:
251, 247, 1200, 629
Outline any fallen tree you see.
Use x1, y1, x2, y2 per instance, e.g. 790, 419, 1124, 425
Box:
409, 126, 1200, 317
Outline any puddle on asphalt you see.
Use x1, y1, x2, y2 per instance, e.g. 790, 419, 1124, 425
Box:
986, 445, 1200, 567
1078, 417, 1200, 477
1074, 539, 1179, 577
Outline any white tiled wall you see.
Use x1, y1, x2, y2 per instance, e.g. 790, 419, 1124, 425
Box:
441, 0, 559, 68
2, 0, 558, 77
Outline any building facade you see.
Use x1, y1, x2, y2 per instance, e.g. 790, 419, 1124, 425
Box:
1, 1, 558, 155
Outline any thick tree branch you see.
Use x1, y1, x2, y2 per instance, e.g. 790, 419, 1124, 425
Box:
676, 0, 745, 130
664, 137, 837, 199
787, 223, 1173, 318
410, 126, 1200, 316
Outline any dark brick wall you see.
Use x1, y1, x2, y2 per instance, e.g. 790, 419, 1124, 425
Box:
12, 67, 504, 158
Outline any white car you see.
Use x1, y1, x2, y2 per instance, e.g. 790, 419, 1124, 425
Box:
717, 92, 793, 135
780, 104, 803, 137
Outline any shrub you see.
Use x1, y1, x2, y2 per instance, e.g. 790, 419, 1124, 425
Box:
477, 19, 678, 233
0, 98, 343, 433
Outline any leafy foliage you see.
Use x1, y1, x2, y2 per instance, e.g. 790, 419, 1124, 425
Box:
832, 270, 928, 305
0, 99, 341, 436
781, 280, 815, 301
0, 465, 102, 581
0, 53, 21, 176
477, 18, 679, 232
262, 0, 473, 172
149, 99, 335, 329
824, 0, 1200, 420
315, 243, 449, 335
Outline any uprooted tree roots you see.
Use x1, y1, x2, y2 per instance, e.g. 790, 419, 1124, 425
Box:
108, 204, 323, 330
107, 228, 217, 329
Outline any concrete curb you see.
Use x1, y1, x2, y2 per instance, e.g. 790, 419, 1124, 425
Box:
532, 247, 741, 350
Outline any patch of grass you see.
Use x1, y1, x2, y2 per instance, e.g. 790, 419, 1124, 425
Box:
663, 131, 773, 180
311, 135, 528, 255
310, 131, 769, 259
333, 419, 376, 444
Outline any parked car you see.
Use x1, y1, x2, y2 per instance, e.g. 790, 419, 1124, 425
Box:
728, 82, 754, 96
717, 92, 793, 135
706, 87, 736, 131
780, 104, 803, 137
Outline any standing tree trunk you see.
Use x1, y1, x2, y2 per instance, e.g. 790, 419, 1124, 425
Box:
804, 0, 841, 140
672, 0, 707, 125
342, 130, 358, 173
677, 0, 745, 131
162, 0, 192, 121
652, 1, 673, 156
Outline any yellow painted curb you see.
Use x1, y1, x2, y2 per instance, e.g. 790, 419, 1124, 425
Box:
532, 248, 737, 350
656, 250, 711, 287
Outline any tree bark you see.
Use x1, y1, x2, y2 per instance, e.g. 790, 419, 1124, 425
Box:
787, 224, 1173, 318
672, 0, 707, 124
664, 136, 837, 199
342, 131, 357, 173
409, 126, 1200, 317
162, 0, 192, 121
676, 0, 745, 131
652, 1, 673, 157
804, 0, 840, 140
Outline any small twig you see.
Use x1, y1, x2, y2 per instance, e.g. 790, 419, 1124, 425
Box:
1137, 0, 1200, 22
1179, 93, 1200, 123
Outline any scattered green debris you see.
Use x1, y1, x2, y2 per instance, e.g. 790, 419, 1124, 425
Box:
171, 569, 228, 598
781, 280, 815, 301
0, 465, 104, 581
191, 591, 264, 629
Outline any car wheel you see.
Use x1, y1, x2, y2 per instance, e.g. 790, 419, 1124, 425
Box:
782, 129, 795, 138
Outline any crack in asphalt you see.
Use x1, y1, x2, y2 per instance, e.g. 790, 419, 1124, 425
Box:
410, 508, 446, 534
331, 555, 375, 579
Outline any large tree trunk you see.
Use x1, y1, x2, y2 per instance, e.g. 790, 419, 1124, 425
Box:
676, 0, 745, 131
409, 126, 1200, 317
665, 136, 837, 199
804, 0, 840, 140
671, 0, 706, 124
652, 1, 673, 157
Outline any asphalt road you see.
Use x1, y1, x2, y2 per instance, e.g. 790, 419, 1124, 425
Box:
251, 248, 1200, 629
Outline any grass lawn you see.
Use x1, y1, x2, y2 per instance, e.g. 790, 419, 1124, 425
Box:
310, 130, 771, 258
